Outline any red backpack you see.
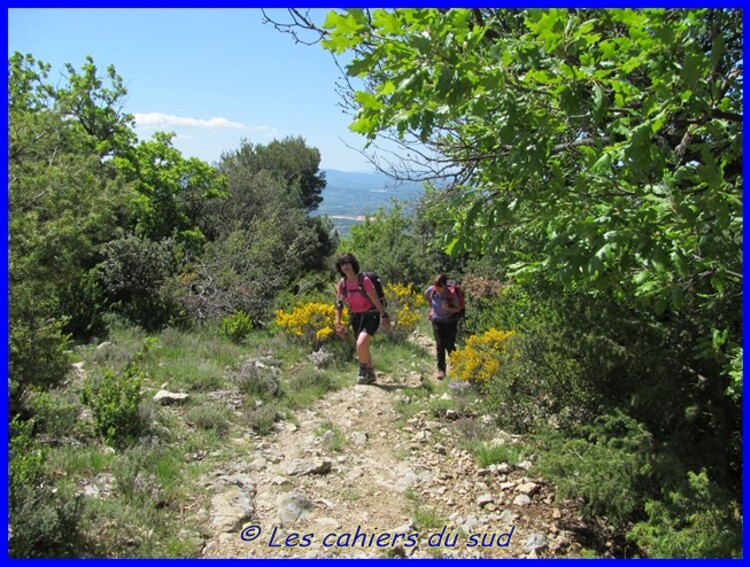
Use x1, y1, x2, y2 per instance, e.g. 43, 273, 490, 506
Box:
430, 280, 466, 320
448, 281, 466, 319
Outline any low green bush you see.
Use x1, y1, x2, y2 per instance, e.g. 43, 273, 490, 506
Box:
9, 416, 85, 557
28, 389, 83, 440
629, 469, 742, 558
535, 412, 653, 528
9, 305, 71, 416
57, 268, 108, 341
220, 311, 253, 343
10, 482, 85, 558
98, 235, 181, 331
244, 401, 283, 436
185, 403, 232, 436
81, 339, 154, 445
467, 285, 605, 432
230, 357, 281, 399
474, 441, 523, 468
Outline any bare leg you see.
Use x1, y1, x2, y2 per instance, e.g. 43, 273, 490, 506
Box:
356, 331, 373, 368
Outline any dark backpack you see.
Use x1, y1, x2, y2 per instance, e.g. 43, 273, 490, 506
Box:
340, 272, 387, 310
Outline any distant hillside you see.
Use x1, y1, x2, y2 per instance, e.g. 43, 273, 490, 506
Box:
312, 169, 424, 236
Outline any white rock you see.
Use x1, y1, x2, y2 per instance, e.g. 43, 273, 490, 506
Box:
513, 494, 532, 507
210, 486, 254, 533
524, 533, 549, 553
516, 481, 540, 497
477, 493, 495, 507
153, 390, 189, 404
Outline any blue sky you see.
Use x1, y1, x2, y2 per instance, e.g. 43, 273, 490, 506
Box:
8, 7, 381, 172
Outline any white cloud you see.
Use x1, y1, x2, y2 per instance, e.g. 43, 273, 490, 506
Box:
134, 112, 248, 130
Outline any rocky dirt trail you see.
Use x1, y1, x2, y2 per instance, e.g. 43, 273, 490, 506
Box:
201, 334, 586, 559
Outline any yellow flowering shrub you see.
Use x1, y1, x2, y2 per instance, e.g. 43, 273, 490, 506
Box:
385, 283, 425, 340
450, 328, 516, 383
275, 302, 349, 350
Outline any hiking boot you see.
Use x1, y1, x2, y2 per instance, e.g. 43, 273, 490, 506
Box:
357, 364, 375, 385
436, 370, 446, 380
357, 373, 375, 385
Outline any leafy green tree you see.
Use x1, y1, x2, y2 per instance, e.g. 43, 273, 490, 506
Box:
319, 8, 741, 324
315, 6, 742, 427
177, 194, 335, 324
54, 55, 138, 158
9, 53, 134, 408
98, 235, 182, 330
115, 131, 228, 254
205, 168, 282, 238
179, 136, 337, 323
276, 9, 743, 552
341, 201, 435, 286
218, 136, 326, 213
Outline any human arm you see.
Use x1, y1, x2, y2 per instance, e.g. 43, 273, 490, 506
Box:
444, 302, 462, 314
334, 282, 347, 337
365, 285, 391, 331
443, 289, 462, 314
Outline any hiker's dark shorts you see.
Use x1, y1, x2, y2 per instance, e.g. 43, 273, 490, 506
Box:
350, 310, 380, 337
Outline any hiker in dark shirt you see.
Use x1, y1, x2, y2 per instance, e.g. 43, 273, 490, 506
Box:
334, 253, 391, 384
424, 274, 462, 380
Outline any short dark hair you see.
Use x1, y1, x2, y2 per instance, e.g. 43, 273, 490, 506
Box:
433, 274, 448, 287
335, 253, 360, 277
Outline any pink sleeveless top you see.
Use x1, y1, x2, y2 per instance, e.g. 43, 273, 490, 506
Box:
338, 275, 375, 313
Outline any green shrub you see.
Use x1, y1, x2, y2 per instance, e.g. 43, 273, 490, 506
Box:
9, 307, 71, 416
535, 412, 653, 527
478, 331, 586, 433
9, 416, 85, 557
629, 470, 742, 558
10, 482, 85, 558
81, 340, 153, 445
339, 201, 436, 286
28, 390, 83, 440
57, 268, 108, 341
724, 345, 742, 403
473, 441, 522, 468
9, 417, 45, 503
466, 286, 603, 432
81, 368, 143, 445
220, 311, 253, 343
98, 235, 180, 331
185, 403, 232, 436
244, 401, 283, 436
230, 357, 281, 399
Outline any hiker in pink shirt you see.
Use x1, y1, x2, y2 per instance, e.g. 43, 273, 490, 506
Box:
334, 253, 391, 384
